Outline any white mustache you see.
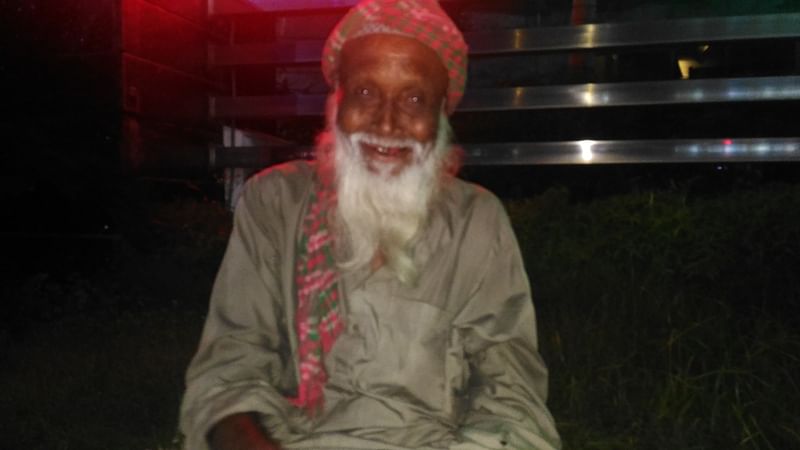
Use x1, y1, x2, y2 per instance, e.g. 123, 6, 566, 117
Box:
348, 132, 430, 159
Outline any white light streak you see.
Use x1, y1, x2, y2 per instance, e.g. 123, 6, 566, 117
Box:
579, 140, 596, 162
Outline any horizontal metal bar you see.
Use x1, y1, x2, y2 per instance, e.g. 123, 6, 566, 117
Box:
211, 94, 326, 118
469, 13, 800, 55
209, 138, 800, 168
208, 0, 364, 15
210, 76, 800, 118
210, 0, 455, 15
464, 138, 800, 165
208, 13, 800, 66
210, 41, 324, 66
461, 76, 800, 111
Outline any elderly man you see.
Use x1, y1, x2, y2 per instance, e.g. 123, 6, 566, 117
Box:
180, 1, 560, 449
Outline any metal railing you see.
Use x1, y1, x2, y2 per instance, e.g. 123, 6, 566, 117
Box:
210, 76, 800, 118
209, 13, 800, 65
208, 10, 800, 167
209, 137, 800, 169
209, 0, 455, 15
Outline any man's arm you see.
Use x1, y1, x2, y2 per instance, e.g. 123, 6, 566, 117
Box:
452, 199, 561, 450
180, 174, 301, 450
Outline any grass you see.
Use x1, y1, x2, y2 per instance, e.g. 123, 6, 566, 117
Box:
509, 183, 800, 449
0, 309, 199, 450
3, 182, 799, 449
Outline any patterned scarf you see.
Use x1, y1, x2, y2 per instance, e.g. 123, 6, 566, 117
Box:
289, 184, 344, 415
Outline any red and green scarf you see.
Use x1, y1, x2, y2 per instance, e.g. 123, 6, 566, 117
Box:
289, 185, 344, 415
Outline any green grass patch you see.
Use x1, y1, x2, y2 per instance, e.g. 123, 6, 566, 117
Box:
508, 183, 800, 449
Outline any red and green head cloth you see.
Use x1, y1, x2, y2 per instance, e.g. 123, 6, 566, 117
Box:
322, 0, 469, 115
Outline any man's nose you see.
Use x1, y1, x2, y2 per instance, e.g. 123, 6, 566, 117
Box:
376, 101, 397, 136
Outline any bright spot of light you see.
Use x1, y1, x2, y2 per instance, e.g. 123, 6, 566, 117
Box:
582, 84, 596, 106
678, 58, 700, 80
583, 24, 597, 46
512, 86, 525, 107
513, 29, 524, 49
579, 140, 596, 162
723, 138, 733, 146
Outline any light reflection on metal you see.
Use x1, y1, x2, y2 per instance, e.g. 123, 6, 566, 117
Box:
461, 138, 800, 165
690, 89, 705, 101
578, 84, 612, 106
579, 140, 596, 162
461, 76, 800, 112
582, 84, 596, 106
755, 143, 770, 153
512, 87, 525, 108
671, 139, 799, 158
217, 0, 358, 14
582, 24, 597, 47
210, 138, 800, 169
513, 29, 524, 50
212, 76, 800, 117
467, 13, 800, 55
212, 0, 456, 14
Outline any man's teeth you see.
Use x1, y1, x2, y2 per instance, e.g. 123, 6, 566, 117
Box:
363, 142, 408, 156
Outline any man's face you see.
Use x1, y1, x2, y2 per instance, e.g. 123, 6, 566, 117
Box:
336, 33, 449, 175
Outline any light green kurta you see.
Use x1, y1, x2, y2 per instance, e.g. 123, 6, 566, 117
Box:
180, 161, 561, 450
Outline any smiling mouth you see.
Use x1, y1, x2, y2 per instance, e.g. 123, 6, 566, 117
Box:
361, 143, 411, 159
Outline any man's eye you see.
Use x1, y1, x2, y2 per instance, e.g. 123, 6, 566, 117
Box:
358, 88, 370, 96
409, 95, 421, 104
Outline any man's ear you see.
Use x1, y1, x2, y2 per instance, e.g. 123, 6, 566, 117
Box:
326, 88, 342, 130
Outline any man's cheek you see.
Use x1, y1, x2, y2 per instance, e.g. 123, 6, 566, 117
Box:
337, 105, 369, 134
410, 119, 437, 143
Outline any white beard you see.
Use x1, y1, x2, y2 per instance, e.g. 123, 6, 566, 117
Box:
329, 118, 451, 285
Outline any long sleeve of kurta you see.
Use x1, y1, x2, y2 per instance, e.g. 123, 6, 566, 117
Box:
179, 166, 310, 450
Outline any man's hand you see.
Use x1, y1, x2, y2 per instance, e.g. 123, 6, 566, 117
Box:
208, 412, 282, 450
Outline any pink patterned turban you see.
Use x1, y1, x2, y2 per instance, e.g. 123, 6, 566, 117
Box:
322, 0, 469, 115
